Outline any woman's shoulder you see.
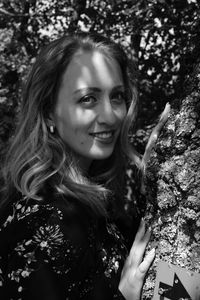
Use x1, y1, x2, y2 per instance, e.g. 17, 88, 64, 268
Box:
0, 188, 97, 253
1, 183, 92, 221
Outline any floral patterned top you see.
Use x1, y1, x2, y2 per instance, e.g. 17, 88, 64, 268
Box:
0, 191, 131, 300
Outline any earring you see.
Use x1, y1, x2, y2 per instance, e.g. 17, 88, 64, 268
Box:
50, 125, 55, 133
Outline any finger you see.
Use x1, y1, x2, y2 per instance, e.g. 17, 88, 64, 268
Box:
126, 248, 155, 291
132, 218, 146, 245
129, 226, 152, 264
130, 228, 151, 257
137, 248, 155, 277
119, 220, 147, 273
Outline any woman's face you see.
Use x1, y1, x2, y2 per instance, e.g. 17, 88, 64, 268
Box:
53, 50, 127, 170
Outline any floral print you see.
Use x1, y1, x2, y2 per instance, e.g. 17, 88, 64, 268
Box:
0, 194, 127, 299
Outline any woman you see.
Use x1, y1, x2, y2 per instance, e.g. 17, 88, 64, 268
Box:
0, 32, 155, 299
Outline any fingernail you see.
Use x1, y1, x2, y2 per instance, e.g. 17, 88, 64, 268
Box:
140, 217, 145, 224
148, 248, 155, 255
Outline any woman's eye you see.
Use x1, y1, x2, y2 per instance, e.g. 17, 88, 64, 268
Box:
111, 91, 126, 104
79, 95, 97, 106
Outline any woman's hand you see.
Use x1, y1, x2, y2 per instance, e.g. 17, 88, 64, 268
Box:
119, 219, 155, 300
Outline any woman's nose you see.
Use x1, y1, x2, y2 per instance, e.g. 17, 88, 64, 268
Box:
97, 99, 117, 125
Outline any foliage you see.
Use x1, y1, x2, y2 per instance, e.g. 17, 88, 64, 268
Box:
0, 0, 200, 156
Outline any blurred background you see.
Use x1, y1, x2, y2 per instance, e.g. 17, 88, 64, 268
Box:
0, 0, 199, 158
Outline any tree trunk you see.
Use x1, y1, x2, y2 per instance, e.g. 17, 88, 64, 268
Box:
141, 64, 200, 299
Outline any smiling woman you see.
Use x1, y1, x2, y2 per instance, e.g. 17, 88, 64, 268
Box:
0, 32, 155, 300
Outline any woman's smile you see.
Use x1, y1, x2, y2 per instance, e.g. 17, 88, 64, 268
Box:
89, 130, 115, 143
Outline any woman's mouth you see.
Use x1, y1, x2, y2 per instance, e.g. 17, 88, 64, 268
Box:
89, 131, 115, 144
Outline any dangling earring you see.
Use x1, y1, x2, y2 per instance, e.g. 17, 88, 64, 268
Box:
50, 125, 55, 133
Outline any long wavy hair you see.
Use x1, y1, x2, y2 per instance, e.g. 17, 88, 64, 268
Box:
1, 32, 139, 216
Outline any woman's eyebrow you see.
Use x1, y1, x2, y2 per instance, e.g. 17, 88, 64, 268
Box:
73, 87, 101, 95
111, 85, 125, 92
73, 85, 125, 95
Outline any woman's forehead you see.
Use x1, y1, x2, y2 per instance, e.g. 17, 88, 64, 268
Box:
60, 50, 124, 92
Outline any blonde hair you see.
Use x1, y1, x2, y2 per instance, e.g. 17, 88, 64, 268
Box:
1, 32, 139, 216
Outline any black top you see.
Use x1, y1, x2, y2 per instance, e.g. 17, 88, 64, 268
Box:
0, 189, 137, 300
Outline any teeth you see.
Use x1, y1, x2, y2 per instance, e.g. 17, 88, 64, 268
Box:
92, 131, 113, 139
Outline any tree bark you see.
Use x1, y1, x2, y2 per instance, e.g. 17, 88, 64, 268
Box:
141, 64, 200, 298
